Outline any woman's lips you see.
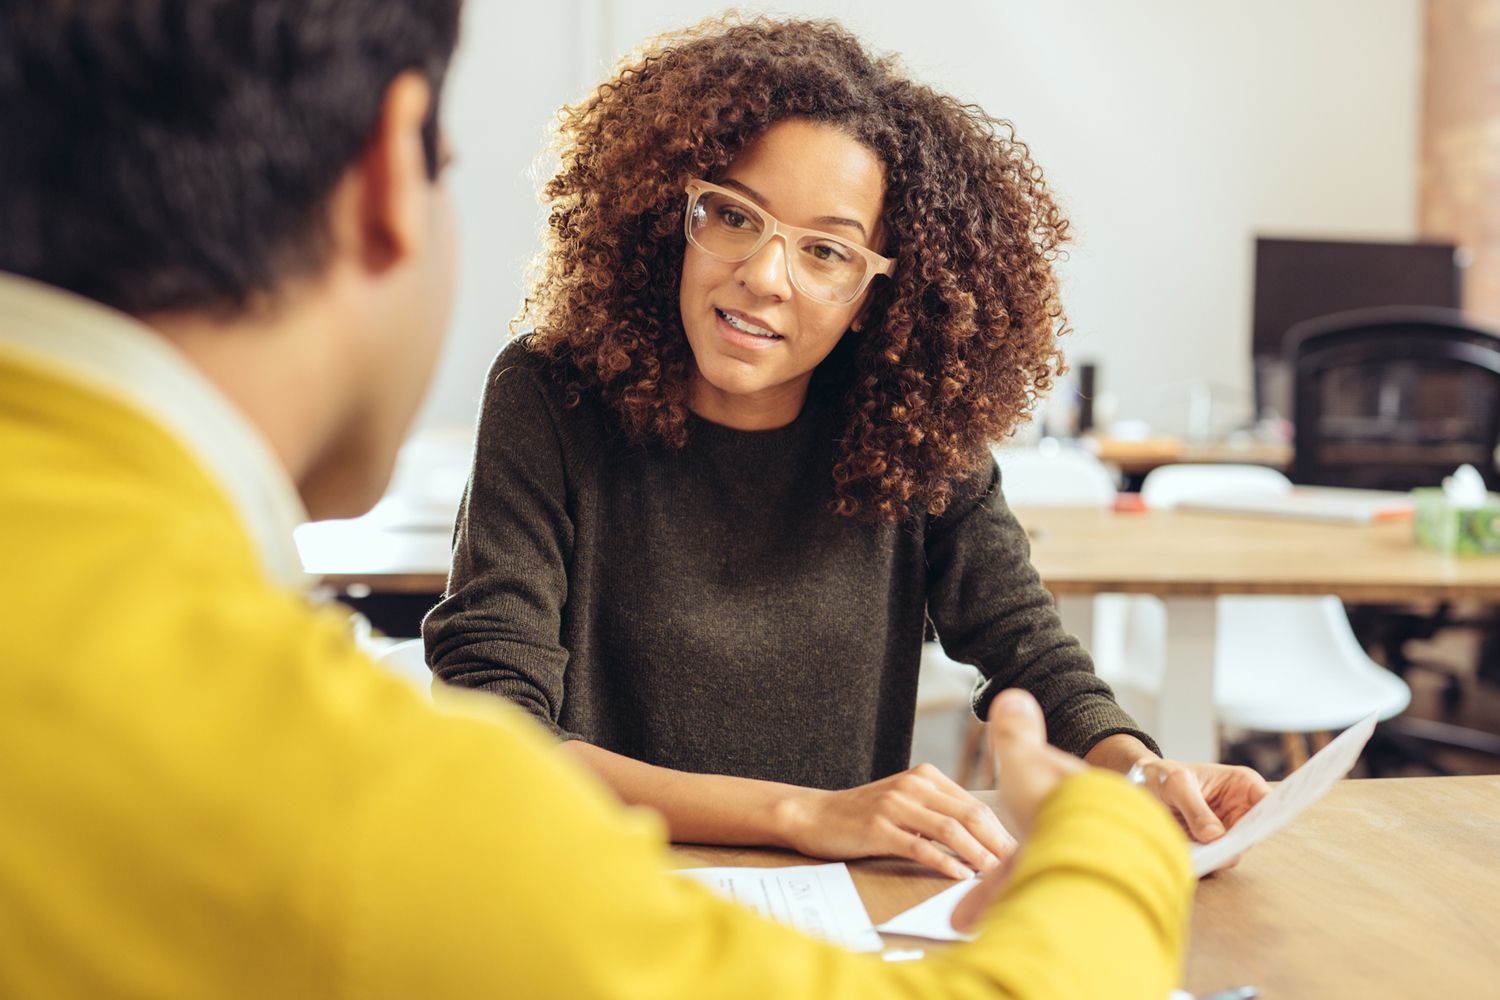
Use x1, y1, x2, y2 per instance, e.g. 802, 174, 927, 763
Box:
715, 308, 783, 350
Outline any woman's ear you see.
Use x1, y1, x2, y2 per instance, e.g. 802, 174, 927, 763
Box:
850, 299, 876, 334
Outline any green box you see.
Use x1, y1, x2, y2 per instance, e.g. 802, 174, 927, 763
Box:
1413, 488, 1500, 555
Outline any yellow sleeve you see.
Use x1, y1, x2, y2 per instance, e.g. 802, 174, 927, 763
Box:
338, 691, 1192, 1000
907, 770, 1193, 999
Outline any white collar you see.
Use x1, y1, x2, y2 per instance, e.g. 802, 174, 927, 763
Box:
0, 272, 311, 590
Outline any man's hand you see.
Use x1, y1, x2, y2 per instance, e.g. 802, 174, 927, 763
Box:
950, 689, 1085, 932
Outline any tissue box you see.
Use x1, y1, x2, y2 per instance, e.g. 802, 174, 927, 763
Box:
1413, 488, 1500, 554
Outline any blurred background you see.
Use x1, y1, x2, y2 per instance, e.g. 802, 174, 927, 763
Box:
311, 0, 1500, 777
418, 0, 1495, 442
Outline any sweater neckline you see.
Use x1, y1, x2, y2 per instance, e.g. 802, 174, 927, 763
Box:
684, 392, 829, 447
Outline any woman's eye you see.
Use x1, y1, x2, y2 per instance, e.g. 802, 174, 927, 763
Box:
806, 242, 852, 263
718, 207, 752, 229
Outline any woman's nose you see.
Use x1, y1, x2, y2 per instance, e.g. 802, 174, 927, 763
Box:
734, 235, 794, 300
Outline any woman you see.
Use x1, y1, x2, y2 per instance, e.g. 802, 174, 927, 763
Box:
425, 16, 1266, 878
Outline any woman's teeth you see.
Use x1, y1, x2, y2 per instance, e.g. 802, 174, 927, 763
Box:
718, 309, 780, 339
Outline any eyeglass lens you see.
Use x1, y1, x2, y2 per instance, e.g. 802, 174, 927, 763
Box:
688, 190, 868, 303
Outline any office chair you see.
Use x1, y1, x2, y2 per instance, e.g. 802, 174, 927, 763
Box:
1286, 307, 1500, 768
1286, 306, 1500, 491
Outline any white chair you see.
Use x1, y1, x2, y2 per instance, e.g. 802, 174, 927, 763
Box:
372, 637, 435, 701
1136, 464, 1411, 763
1137, 462, 1292, 509
915, 643, 979, 711
992, 444, 1118, 506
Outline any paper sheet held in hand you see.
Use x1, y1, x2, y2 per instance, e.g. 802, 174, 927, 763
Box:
1188, 711, 1376, 876
677, 862, 883, 952
876, 712, 1378, 941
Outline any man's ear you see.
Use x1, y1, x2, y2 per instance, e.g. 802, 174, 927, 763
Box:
334, 71, 435, 274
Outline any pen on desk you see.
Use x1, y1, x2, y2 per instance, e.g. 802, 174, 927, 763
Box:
1197, 987, 1260, 1000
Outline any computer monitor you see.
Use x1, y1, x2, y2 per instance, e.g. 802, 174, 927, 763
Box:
1251, 236, 1464, 418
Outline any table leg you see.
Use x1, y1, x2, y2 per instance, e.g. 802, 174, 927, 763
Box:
1154, 596, 1219, 762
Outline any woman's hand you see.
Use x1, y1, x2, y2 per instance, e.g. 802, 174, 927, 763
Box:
1129, 757, 1270, 843
1082, 734, 1269, 844
774, 762, 1017, 880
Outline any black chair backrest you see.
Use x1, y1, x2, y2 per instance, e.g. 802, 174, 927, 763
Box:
1286, 307, 1500, 491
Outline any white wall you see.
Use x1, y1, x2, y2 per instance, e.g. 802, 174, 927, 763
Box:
411, 3, 581, 432
417, 0, 1422, 437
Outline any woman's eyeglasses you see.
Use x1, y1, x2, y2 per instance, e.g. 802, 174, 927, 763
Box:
683, 179, 895, 305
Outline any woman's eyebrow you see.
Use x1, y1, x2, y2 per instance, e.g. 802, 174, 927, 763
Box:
719, 178, 869, 240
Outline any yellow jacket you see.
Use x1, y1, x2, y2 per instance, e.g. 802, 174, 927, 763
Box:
0, 274, 1192, 999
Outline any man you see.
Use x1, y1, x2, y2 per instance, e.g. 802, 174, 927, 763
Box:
0, 3, 1193, 997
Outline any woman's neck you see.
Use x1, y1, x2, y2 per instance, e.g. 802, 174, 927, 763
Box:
687, 372, 811, 430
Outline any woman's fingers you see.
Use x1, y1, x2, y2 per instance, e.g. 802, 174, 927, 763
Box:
1207, 764, 1270, 826
789, 762, 1019, 877
1155, 766, 1226, 842
891, 796, 995, 876
916, 765, 1019, 859
892, 827, 975, 881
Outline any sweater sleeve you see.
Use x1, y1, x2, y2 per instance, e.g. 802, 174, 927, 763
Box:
924, 456, 1159, 758
344, 696, 1193, 1000
421, 344, 582, 741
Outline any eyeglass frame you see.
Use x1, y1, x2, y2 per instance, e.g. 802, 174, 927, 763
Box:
682, 178, 896, 304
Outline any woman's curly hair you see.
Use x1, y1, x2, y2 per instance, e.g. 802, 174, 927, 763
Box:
519, 15, 1071, 521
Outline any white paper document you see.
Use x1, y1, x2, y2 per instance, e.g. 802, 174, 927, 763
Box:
877, 713, 1378, 945
875, 878, 978, 942
1189, 712, 1377, 876
677, 862, 883, 953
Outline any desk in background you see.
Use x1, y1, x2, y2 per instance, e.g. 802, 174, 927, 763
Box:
296, 506, 1500, 757
1011, 505, 1500, 761
673, 776, 1500, 998
295, 518, 451, 635
1087, 436, 1291, 486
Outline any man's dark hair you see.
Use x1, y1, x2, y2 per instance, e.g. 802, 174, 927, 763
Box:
0, 1, 462, 315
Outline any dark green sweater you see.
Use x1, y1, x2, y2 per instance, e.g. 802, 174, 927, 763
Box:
423, 340, 1154, 790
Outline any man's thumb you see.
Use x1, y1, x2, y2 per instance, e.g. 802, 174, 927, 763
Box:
987, 689, 1047, 753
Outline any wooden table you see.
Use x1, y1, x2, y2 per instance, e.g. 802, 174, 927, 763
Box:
295, 518, 452, 596
299, 497, 1495, 604
673, 776, 1500, 999
1015, 505, 1500, 603
1087, 437, 1292, 479
297, 504, 1500, 759
1012, 505, 1500, 760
